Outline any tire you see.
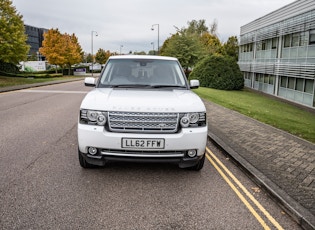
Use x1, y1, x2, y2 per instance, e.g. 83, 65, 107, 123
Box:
78, 150, 94, 168
189, 154, 205, 171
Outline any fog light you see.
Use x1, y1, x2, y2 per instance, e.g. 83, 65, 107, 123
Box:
187, 149, 197, 158
97, 114, 106, 126
88, 147, 98, 155
180, 116, 190, 128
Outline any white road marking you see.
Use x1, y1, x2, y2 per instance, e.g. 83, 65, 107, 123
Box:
20, 89, 88, 94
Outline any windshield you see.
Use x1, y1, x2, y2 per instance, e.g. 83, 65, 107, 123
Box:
98, 59, 187, 88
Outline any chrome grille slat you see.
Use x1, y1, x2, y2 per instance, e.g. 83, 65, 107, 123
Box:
108, 111, 179, 133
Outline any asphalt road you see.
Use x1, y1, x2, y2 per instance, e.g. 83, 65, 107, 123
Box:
0, 81, 301, 229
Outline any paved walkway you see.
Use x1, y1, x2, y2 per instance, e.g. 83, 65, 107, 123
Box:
204, 100, 315, 230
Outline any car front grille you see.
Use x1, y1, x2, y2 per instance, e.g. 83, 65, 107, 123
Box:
108, 111, 179, 133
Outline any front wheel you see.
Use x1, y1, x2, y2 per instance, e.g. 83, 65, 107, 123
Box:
189, 154, 205, 171
78, 150, 94, 168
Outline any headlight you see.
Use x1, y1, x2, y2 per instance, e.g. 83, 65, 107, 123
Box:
80, 109, 107, 126
188, 113, 199, 123
87, 110, 98, 121
179, 112, 206, 128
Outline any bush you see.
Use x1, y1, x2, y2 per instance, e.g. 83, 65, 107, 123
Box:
0, 61, 20, 73
0, 61, 63, 78
0, 71, 18, 77
24, 66, 36, 72
189, 54, 244, 90
16, 73, 63, 78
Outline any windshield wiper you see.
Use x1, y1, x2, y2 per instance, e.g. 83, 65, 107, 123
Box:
151, 85, 186, 89
108, 84, 186, 89
110, 84, 152, 88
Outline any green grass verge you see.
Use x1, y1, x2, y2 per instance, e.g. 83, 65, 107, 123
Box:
194, 87, 315, 143
0, 76, 83, 88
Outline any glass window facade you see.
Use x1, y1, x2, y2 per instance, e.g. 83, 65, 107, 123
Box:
239, 5, 315, 108
24, 25, 48, 60
309, 30, 315, 45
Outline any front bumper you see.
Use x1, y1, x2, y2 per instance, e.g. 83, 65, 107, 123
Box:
78, 124, 207, 168
78, 150, 205, 168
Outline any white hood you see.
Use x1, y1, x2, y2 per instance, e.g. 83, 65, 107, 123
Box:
80, 88, 206, 113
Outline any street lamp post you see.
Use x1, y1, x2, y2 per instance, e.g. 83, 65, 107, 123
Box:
151, 42, 155, 55
120, 45, 123, 55
91, 30, 98, 77
151, 24, 159, 55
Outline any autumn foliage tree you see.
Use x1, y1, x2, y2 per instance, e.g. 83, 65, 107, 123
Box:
63, 33, 83, 74
40, 28, 83, 74
95, 48, 111, 64
0, 0, 29, 66
200, 33, 222, 55
39, 29, 64, 72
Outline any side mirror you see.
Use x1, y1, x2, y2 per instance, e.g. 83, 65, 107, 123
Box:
190, 79, 200, 89
84, 77, 96, 87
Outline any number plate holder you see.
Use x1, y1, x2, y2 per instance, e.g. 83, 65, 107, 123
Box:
121, 138, 165, 149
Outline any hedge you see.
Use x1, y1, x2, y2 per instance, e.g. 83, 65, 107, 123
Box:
189, 54, 244, 90
16, 73, 63, 78
0, 61, 20, 73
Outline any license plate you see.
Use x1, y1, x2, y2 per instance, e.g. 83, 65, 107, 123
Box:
122, 138, 165, 149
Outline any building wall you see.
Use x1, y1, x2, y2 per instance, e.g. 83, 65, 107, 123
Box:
238, 0, 315, 108
24, 25, 48, 61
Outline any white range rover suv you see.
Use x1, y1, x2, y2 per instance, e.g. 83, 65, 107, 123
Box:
78, 55, 208, 170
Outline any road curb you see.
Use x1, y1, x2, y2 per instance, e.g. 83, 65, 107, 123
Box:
207, 132, 315, 230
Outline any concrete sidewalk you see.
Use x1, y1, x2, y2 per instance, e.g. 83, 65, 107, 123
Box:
204, 100, 315, 230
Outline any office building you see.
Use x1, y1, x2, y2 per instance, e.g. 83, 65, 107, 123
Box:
238, 0, 315, 108
24, 25, 48, 61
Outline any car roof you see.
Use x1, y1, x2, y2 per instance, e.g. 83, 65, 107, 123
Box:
108, 55, 178, 61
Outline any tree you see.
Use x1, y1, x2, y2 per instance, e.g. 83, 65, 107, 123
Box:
27, 53, 37, 61
148, 50, 155, 55
209, 19, 218, 37
159, 36, 173, 55
63, 33, 83, 74
40, 29, 83, 74
85, 53, 93, 63
161, 19, 221, 71
200, 33, 222, 55
39, 29, 65, 72
185, 19, 209, 36
189, 54, 244, 90
161, 33, 205, 72
175, 19, 212, 37
95, 48, 111, 64
0, 0, 29, 65
133, 51, 146, 55
222, 36, 239, 61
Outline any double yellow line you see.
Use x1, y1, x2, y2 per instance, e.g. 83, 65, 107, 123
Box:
206, 147, 284, 230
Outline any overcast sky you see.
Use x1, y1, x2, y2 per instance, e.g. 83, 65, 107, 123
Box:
11, 0, 295, 54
